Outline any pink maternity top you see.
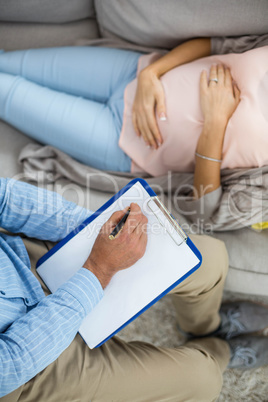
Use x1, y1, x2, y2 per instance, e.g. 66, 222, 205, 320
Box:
119, 46, 268, 176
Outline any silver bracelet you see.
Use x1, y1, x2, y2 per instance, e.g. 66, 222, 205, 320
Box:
195, 152, 222, 163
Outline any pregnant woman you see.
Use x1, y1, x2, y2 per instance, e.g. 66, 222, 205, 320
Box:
0, 39, 267, 202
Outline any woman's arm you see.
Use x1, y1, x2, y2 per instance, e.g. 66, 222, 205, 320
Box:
193, 64, 240, 199
132, 38, 211, 148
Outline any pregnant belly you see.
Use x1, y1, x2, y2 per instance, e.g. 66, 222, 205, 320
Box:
120, 47, 268, 176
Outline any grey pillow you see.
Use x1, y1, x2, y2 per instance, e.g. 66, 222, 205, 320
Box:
95, 0, 268, 49
0, 0, 95, 23
0, 20, 99, 51
211, 228, 268, 296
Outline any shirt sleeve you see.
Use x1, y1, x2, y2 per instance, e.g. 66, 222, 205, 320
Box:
0, 267, 104, 397
211, 33, 268, 55
0, 178, 92, 241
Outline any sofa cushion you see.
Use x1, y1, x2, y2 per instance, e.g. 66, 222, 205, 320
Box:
95, 0, 268, 49
0, 0, 95, 23
0, 121, 36, 178
0, 19, 99, 51
212, 228, 268, 296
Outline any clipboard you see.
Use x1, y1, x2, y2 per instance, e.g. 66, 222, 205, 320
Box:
36, 178, 202, 348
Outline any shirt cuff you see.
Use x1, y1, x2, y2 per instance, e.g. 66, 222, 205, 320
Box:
59, 268, 104, 315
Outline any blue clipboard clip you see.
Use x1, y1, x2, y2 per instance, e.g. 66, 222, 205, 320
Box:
147, 196, 187, 247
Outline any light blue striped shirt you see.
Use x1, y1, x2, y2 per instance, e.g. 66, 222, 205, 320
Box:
0, 178, 104, 397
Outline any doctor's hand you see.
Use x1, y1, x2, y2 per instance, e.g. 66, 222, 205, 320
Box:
83, 203, 148, 289
132, 69, 166, 149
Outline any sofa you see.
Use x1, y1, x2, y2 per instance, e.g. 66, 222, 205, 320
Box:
0, 0, 268, 297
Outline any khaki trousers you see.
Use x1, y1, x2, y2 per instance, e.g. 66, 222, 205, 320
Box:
1, 235, 230, 402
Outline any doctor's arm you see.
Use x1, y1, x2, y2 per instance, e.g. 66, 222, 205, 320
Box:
0, 204, 147, 397
0, 178, 90, 241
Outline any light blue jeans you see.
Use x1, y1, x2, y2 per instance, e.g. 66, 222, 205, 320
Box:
0, 47, 142, 171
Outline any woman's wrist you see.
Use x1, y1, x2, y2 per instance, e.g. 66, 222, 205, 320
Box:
197, 119, 227, 159
203, 115, 228, 133
140, 65, 161, 80
200, 117, 228, 145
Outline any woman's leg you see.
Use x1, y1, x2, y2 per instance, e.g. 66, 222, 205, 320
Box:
0, 72, 131, 171
0, 47, 141, 102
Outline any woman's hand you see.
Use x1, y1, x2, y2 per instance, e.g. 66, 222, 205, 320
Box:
131, 38, 211, 149
132, 69, 166, 149
193, 64, 241, 199
200, 64, 240, 127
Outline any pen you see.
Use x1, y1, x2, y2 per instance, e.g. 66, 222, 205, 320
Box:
109, 208, 131, 240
